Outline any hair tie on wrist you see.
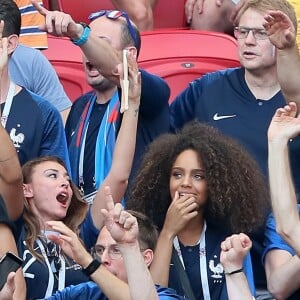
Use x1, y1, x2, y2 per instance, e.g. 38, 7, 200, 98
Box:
224, 267, 243, 275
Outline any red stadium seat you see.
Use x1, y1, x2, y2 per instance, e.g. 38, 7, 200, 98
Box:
43, 30, 239, 104
52, 0, 187, 29
58, 0, 114, 23
42, 36, 91, 102
42, 0, 50, 9
153, 0, 186, 29
138, 30, 240, 103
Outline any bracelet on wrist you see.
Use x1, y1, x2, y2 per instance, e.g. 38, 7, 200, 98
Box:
224, 267, 243, 276
82, 258, 101, 276
71, 22, 91, 46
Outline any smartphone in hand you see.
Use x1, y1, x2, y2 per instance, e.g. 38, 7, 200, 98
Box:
0, 252, 23, 290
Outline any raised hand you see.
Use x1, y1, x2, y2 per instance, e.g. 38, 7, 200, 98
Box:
0, 272, 15, 300
126, 51, 141, 107
220, 233, 252, 272
263, 10, 296, 50
120, 50, 141, 113
101, 186, 139, 246
31, 0, 82, 39
46, 220, 92, 268
268, 102, 300, 143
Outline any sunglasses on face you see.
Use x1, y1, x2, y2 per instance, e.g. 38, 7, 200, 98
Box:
88, 10, 138, 48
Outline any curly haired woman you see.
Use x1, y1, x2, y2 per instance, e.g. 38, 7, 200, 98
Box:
127, 121, 269, 300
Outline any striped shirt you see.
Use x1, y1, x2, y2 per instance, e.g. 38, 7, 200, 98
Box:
15, 0, 48, 49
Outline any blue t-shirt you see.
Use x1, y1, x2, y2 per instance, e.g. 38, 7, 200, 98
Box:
46, 281, 184, 300
2, 88, 70, 168
263, 206, 300, 300
9, 44, 71, 112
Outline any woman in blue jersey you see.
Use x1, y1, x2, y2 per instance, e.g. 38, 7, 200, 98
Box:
19, 63, 140, 299
127, 121, 269, 300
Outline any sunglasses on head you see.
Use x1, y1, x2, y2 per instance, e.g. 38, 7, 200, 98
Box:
88, 10, 138, 48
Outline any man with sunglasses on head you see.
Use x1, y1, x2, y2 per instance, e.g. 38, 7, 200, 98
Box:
44, 187, 183, 300
169, 0, 298, 298
32, 1, 170, 205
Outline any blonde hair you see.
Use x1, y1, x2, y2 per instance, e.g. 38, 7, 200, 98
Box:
235, 0, 297, 32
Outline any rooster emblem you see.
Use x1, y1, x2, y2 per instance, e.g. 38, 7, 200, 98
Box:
209, 259, 224, 279
10, 128, 25, 148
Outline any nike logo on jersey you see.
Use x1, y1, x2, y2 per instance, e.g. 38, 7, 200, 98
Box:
213, 113, 237, 121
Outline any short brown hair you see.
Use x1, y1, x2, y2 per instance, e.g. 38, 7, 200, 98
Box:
127, 210, 158, 251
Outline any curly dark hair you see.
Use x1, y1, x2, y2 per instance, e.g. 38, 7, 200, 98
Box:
127, 121, 270, 233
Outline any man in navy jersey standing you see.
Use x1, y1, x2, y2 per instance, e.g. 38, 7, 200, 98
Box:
170, 0, 298, 297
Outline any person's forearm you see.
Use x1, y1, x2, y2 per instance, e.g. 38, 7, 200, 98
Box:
268, 140, 300, 252
0, 224, 26, 299
77, 250, 131, 300
277, 45, 300, 105
225, 272, 253, 300
92, 97, 140, 229
0, 125, 23, 220
108, 100, 140, 185
267, 255, 300, 299
120, 243, 158, 300
13, 269, 26, 300
79, 30, 121, 85
91, 265, 131, 300
0, 125, 20, 182
150, 229, 174, 286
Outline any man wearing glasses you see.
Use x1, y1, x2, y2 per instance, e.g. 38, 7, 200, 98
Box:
169, 0, 298, 298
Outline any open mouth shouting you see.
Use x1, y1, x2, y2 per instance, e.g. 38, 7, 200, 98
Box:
56, 191, 69, 208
